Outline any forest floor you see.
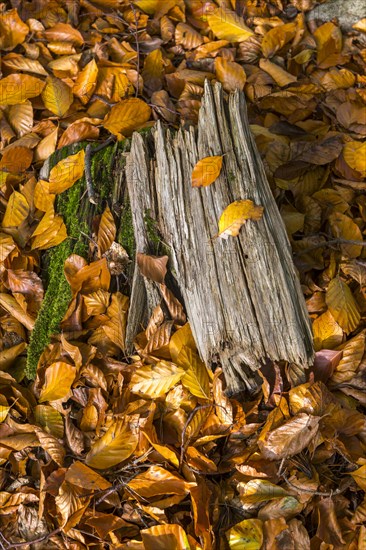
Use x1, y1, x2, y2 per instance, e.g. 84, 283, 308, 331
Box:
0, 0, 365, 548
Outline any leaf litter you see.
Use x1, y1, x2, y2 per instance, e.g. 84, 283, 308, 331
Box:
0, 0, 365, 548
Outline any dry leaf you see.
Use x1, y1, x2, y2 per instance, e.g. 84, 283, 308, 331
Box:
218, 199, 264, 238
191, 155, 223, 187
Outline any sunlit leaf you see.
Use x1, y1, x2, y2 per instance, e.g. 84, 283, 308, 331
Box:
42, 76, 73, 117
226, 519, 263, 549
313, 310, 344, 351
0, 74, 45, 105
207, 7, 253, 43
73, 59, 98, 104
330, 332, 365, 384
169, 323, 196, 363
130, 361, 185, 398
39, 362, 76, 403
238, 479, 290, 504
177, 345, 211, 399
103, 98, 151, 137
2, 191, 29, 228
343, 141, 366, 177
141, 524, 190, 550
0, 9, 29, 50
218, 199, 264, 239
85, 419, 138, 469
48, 149, 85, 194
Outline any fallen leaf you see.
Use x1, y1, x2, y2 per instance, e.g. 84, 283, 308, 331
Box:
191, 155, 223, 188
218, 199, 264, 238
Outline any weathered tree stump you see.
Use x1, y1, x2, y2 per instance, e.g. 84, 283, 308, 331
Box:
125, 82, 314, 393
29, 82, 314, 394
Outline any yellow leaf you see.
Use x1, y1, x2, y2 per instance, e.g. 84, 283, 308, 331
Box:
48, 149, 85, 194
226, 519, 263, 549
97, 206, 116, 257
34, 126, 58, 162
326, 278, 360, 334
177, 346, 211, 400
34, 180, 55, 212
215, 58, 246, 93
31, 204, 67, 249
42, 76, 73, 117
142, 431, 179, 467
85, 419, 138, 469
0, 74, 45, 105
191, 155, 223, 188
39, 362, 76, 402
73, 59, 98, 104
353, 18, 366, 32
207, 7, 253, 43
103, 98, 151, 137
343, 141, 366, 177
2, 190, 29, 228
238, 479, 290, 504
34, 405, 64, 438
169, 323, 196, 363
0, 406, 10, 423
351, 464, 366, 491
141, 524, 191, 550
312, 310, 344, 351
130, 361, 185, 398
218, 199, 264, 239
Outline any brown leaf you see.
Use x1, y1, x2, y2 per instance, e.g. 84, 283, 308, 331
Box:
97, 206, 116, 257
137, 253, 168, 284
258, 413, 320, 460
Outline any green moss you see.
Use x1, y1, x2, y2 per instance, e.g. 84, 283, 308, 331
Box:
25, 142, 117, 379
118, 200, 136, 259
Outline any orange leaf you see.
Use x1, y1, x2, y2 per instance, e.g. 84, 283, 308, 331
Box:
191, 155, 223, 187
103, 98, 151, 137
97, 206, 116, 257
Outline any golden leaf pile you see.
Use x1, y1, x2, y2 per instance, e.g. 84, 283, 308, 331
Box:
0, 0, 365, 548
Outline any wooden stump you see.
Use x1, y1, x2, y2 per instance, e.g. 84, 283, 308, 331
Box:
31, 82, 314, 394
125, 82, 314, 394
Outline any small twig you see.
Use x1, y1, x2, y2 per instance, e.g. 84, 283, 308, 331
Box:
3, 528, 61, 549
294, 238, 366, 256
281, 471, 342, 497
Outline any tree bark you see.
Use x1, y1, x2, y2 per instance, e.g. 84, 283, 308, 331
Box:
30, 82, 314, 394
125, 82, 314, 394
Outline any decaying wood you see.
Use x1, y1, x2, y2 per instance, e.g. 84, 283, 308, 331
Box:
126, 82, 314, 394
